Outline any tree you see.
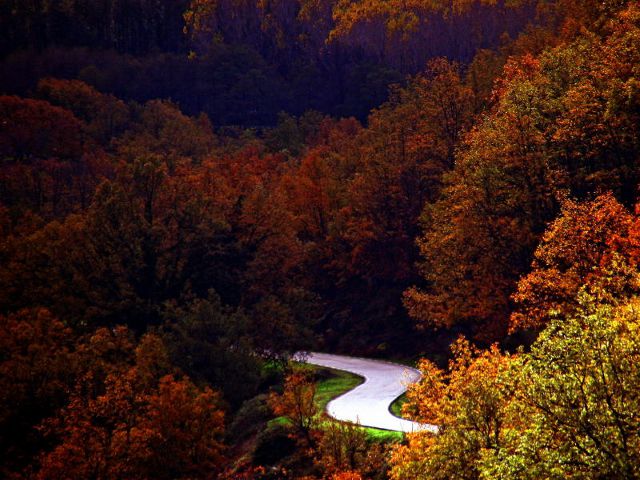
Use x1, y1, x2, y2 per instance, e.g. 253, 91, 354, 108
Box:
329, 0, 538, 71
17, 154, 234, 329
161, 292, 262, 405
483, 286, 640, 479
268, 368, 318, 446
0, 309, 78, 477
133, 375, 226, 479
405, 56, 560, 340
37, 334, 226, 480
330, 0, 432, 67
511, 194, 634, 331
332, 472, 364, 480
310, 59, 475, 347
0, 95, 104, 218
0, 95, 83, 161
405, 3, 640, 339
393, 267, 640, 479
344, 58, 474, 274
116, 99, 216, 167
36, 77, 130, 143
390, 338, 518, 480
318, 421, 368, 477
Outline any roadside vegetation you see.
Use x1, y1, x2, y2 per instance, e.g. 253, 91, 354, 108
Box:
269, 365, 404, 442
3, 0, 640, 478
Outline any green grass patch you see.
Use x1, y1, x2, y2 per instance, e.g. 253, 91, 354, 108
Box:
362, 427, 404, 442
308, 365, 405, 443
390, 392, 407, 418
266, 416, 292, 428
270, 363, 408, 443
314, 367, 364, 411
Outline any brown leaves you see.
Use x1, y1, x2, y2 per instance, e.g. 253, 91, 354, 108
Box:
0, 95, 84, 161
0, 309, 77, 442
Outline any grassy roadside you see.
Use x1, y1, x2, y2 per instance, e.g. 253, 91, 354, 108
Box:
311, 366, 404, 442
268, 364, 405, 442
389, 393, 407, 418
314, 366, 364, 411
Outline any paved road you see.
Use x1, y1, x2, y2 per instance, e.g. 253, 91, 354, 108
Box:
299, 352, 438, 434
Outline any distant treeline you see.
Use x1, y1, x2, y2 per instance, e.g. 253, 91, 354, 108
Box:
0, 0, 536, 125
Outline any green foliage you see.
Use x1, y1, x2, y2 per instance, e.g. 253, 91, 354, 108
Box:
389, 393, 407, 418
265, 112, 306, 156
361, 428, 404, 443
162, 292, 262, 405
483, 289, 640, 479
312, 367, 404, 443
393, 270, 640, 480
391, 340, 518, 480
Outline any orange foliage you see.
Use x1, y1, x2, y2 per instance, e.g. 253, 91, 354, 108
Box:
0, 95, 83, 160
511, 194, 634, 331
36, 78, 130, 143
406, 3, 640, 339
332, 472, 363, 480
391, 338, 519, 479
268, 369, 318, 445
0, 95, 111, 219
37, 334, 226, 480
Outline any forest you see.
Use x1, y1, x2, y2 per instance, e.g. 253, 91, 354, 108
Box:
1, 0, 639, 478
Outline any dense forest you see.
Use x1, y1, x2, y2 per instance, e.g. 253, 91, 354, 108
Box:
1, 0, 640, 478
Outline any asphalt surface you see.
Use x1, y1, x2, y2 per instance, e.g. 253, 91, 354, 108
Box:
299, 352, 438, 433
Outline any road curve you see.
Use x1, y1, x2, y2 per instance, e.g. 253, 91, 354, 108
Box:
298, 352, 438, 434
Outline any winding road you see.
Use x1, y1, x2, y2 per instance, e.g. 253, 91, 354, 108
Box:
299, 352, 438, 434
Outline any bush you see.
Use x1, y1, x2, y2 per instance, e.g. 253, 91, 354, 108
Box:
227, 394, 271, 444
252, 423, 297, 466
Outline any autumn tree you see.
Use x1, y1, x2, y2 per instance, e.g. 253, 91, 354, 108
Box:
161, 292, 262, 405
317, 421, 368, 477
0, 309, 78, 477
215, 145, 322, 356
0, 215, 94, 323
406, 4, 640, 339
391, 338, 518, 480
483, 285, 640, 479
405, 55, 560, 339
36, 77, 130, 143
0, 95, 106, 218
332, 472, 364, 480
0, 95, 84, 161
305, 59, 476, 347
38, 373, 226, 480
547, 6, 640, 204
343, 58, 474, 275
392, 278, 640, 479
83, 156, 236, 328
268, 367, 318, 446
511, 194, 634, 331
115, 99, 217, 167
331, 0, 541, 70
37, 333, 226, 480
